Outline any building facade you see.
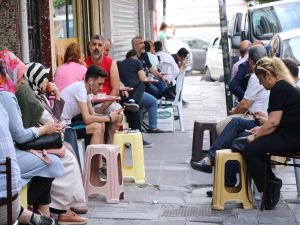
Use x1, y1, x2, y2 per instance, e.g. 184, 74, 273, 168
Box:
0, 0, 155, 74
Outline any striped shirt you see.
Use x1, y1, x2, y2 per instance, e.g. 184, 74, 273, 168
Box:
0, 103, 22, 198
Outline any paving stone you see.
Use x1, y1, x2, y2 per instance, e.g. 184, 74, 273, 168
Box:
86, 76, 300, 224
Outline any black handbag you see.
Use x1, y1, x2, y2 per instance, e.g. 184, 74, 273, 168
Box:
17, 132, 63, 150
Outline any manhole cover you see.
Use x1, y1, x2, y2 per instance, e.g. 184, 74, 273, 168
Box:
162, 206, 233, 217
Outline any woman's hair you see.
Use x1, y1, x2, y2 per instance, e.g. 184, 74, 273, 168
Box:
126, 49, 137, 59
63, 43, 86, 66
254, 56, 295, 86
159, 22, 167, 31
144, 40, 153, 52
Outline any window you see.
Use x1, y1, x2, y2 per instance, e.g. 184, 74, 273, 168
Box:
53, 0, 76, 38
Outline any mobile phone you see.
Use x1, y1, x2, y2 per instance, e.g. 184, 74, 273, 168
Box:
245, 129, 255, 134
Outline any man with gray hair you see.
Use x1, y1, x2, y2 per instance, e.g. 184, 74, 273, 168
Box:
217, 45, 269, 134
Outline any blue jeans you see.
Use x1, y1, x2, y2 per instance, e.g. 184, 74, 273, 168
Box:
145, 80, 167, 99
139, 92, 158, 129
207, 117, 258, 186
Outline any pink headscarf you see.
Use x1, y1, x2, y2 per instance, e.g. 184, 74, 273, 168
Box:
0, 50, 26, 93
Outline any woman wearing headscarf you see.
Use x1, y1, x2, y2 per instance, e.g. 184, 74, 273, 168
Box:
0, 50, 64, 217
17, 62, 88, 224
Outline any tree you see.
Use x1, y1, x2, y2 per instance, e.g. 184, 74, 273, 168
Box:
54, 0, 65, 8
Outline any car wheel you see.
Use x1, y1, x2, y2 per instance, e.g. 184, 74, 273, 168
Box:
201, 67, 213, 81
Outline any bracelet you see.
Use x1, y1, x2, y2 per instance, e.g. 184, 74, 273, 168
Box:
108, 115, 112, 123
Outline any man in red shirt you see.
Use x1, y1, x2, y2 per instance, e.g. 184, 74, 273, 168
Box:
85, 34, 123, 143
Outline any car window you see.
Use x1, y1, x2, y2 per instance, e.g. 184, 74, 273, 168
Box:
252, 2, 300, 40
181, 39, 208, 49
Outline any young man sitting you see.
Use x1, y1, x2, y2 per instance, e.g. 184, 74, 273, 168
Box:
60, 65, 120, 145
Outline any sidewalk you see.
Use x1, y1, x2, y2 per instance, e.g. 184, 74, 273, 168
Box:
86, 76, 300, 225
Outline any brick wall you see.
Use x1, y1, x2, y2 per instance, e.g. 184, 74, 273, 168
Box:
0, 0, 21, 57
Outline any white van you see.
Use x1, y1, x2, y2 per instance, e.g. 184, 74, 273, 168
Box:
229, 0, 300, 63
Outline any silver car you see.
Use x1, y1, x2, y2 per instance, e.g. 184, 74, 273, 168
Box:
270, 28, 300, 66
178, 37, 209, 72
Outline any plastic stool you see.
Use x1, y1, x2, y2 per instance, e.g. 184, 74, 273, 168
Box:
113, 131, 145, 184
20, 184, 28, 208
191, 120, 218, 162
83, 144, 124, 203
212, 149, 253, 210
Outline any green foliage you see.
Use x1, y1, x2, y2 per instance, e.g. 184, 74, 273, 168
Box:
54, 0, 65, 8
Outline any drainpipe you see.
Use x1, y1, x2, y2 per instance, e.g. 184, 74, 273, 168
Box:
20, 0, 30, 63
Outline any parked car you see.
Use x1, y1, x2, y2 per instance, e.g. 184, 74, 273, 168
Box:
166, 38, 193, 74
205, 36, 223, 81
269, 28, 300, 67
229, 0, 300, 65
178, 36, 209, 72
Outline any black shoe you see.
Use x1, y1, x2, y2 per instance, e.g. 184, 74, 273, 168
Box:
174, 115, 179, 120
265, 178, 282, 210
206, 190, 213, 197
143, 139, 153, 148
124, 101, 139, 112
147, 128, 165, 133
191, 159, 213, 173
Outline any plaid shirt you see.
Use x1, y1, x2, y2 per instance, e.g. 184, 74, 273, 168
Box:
0, 103, 21, 198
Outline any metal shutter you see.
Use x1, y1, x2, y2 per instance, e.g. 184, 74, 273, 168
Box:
111, 0, 140, 61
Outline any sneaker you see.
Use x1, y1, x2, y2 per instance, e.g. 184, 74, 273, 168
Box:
57, 211, 87, 225
143, 140, 153, 148
124, 99, 139, 112
99, 167, 107, 182
30, 214, 55, 225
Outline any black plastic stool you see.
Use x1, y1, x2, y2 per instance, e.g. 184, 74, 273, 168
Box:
191, 121, 218, 162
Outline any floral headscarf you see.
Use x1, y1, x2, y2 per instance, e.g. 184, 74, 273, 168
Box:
0, 50, 26, 93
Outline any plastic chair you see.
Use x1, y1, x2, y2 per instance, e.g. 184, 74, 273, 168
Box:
83, 144, 124, 203
113, 131, 145, 184
166, 69, 186, 131
19, 184, 28, 208
212, 149, 253, 210
261, 152, 300, 210
191, 120, 218, 162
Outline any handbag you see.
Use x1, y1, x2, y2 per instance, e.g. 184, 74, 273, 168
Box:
17, 132, 63, 150
29, 147, 65, 165
231, 136, 248, 153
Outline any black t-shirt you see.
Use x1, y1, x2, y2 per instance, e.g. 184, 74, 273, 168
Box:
268, 80, 300, 134
138, 52, 152, 71
118, 58, 143, 87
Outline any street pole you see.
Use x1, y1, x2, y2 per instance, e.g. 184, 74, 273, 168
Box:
218, 0, 233, 115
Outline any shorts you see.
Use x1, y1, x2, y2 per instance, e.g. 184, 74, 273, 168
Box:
69, 121, 86, 139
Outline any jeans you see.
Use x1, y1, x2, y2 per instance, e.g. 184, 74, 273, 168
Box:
139, 92, 158, 129
207, 117, 258, 187
145, 80, 167, 99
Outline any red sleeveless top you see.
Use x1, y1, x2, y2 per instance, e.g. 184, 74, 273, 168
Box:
85, 55, 113, 95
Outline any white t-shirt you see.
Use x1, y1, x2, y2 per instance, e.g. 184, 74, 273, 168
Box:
244, 73, 269, 113
156, 51, 180, 82
60, 81, 88, 120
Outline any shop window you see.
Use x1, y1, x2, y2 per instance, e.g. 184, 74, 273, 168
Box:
53, 0, 75, 38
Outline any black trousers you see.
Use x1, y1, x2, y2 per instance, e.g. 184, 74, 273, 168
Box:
28, 176, 54, 206
242, 132, 300, 192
